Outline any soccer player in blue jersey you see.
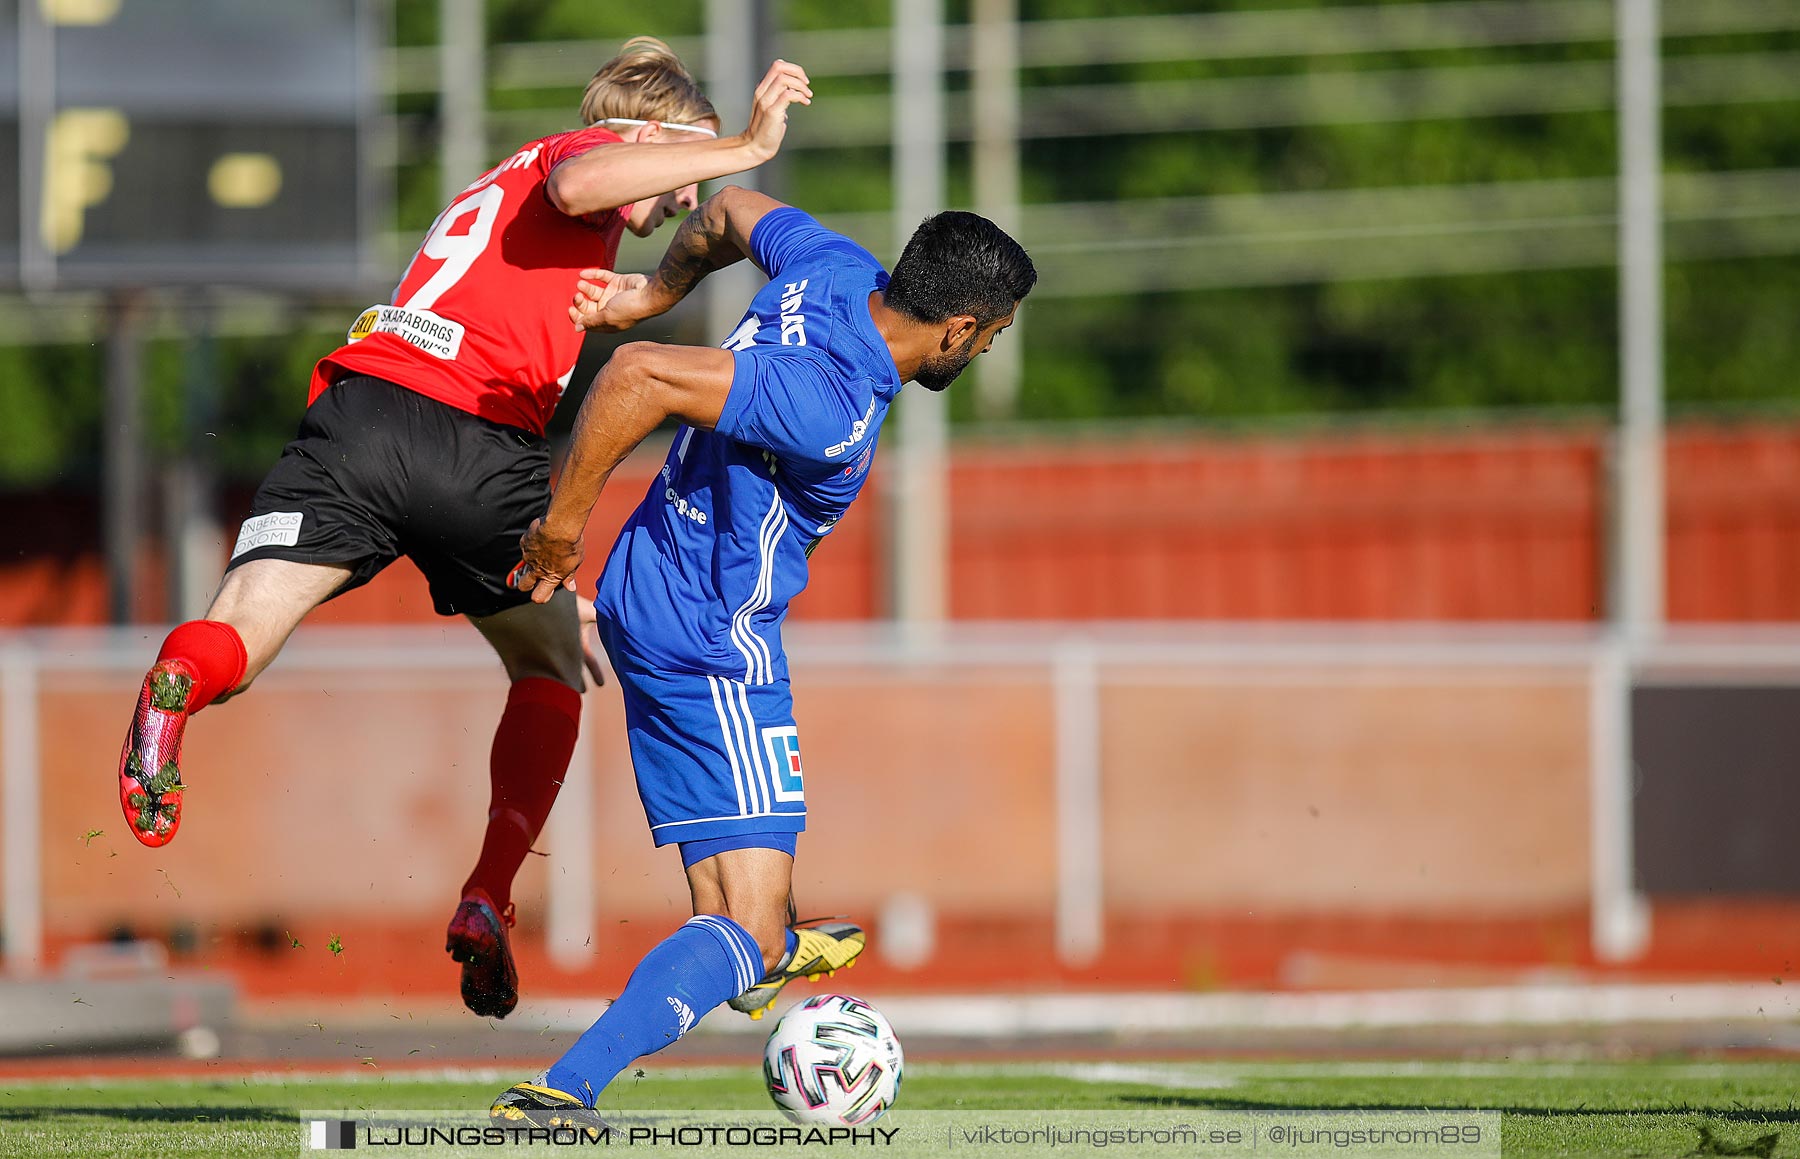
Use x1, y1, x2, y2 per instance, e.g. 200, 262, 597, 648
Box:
489, 187, 1034, 1122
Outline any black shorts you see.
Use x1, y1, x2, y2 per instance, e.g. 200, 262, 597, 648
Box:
227, 375, 549, 618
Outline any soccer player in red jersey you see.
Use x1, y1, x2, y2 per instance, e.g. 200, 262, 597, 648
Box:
114, 37, 812, 1019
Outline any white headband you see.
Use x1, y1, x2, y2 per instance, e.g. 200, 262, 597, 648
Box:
601, 117, 718, 139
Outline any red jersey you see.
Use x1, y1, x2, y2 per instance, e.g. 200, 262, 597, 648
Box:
311, 126, 628, 435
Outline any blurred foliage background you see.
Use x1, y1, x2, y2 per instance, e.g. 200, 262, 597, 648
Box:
1, 0, 1796, 490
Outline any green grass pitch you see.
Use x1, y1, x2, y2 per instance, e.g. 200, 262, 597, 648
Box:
4, 1060, 1800, 1157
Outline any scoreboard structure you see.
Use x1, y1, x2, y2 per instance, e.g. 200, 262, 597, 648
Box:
2, 0, 383, 291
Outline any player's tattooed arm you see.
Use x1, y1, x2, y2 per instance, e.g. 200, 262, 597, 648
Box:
514, 343, 735, 604
569, 186, 790, 333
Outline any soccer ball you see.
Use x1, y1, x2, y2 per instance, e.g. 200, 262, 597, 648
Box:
762, 994, 903, 1125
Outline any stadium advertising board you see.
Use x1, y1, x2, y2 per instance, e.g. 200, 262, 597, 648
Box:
1, 0, 379, 290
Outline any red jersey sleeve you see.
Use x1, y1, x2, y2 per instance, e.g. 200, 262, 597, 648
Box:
542, 124, 624, 169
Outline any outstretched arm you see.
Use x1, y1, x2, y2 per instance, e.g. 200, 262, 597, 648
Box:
512, 342, 736, 603
545, 60, 811, 216
568, 185, 791, 332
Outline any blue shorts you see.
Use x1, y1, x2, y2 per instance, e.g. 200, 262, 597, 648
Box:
679, 831, 797, 869
601, 632, 808, 848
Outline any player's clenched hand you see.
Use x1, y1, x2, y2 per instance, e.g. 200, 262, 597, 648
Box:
513, 517, 585, 605
569, 270, 654, 332
742, 60, 812, 162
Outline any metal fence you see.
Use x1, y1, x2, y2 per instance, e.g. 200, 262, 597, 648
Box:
17, 621, 1800, 979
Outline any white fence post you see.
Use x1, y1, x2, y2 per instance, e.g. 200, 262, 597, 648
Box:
2, 645, 43, 975
1053, 640, 1104, 965
545, 696, 597, 970
1590, 636, 1651, 960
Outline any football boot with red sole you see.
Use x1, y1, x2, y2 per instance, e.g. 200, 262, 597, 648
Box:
447, 888, 520, 1019
117, 660, 195, 848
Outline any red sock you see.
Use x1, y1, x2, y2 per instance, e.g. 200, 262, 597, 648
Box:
155, 620, 248, 713
462, 677, 582, 912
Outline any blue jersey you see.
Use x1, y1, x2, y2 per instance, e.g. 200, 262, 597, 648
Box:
595, 208, 901, 683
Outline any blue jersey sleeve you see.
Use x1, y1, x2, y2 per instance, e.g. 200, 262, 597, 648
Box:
717, 347, 872, 466
749, 207, 877, 282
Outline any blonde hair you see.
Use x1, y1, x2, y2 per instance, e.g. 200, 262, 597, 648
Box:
579, 36, 718, 132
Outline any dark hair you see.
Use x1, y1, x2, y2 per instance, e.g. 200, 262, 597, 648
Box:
884, 211, 1037, 327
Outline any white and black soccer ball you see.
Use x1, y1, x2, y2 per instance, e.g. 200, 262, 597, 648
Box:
762, 994, 903, 1125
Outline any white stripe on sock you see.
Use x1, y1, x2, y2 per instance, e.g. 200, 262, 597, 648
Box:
690, 916, 757, 992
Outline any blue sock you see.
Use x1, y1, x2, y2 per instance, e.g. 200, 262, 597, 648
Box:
545, 916, 762, 1103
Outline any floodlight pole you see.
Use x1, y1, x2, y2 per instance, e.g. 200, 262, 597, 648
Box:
438, 0, 485, 205
1594, 0, 1660, 963
167, 295, 223, 621
1617, 0, 1664, 645
971, 0, 1023, 421
889, 0, 949, 636
103, 290, 146, 624
704, 0, 766, 346
18, 0, 54, 295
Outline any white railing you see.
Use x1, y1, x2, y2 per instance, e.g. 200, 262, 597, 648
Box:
14, 621, 1799, 978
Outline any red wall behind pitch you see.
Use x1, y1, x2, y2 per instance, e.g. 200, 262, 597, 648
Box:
945, 429, 1603, 620
1665, 424, 1800, 621
5, 420, 1800, 625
